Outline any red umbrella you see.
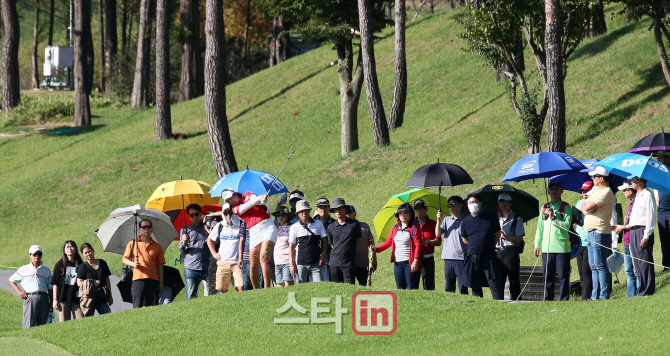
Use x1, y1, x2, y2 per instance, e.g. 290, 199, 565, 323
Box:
167, 204, 222, 240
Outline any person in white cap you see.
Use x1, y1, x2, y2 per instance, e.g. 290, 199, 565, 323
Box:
614, 177, 656, 296
496, 192, 525, 300
653, 150, 670, 270
207, 203, 245, 293
221, 188, 277, 289
9, 245, 53, 329
288, 200, 328, 283
613, 182, 638, 297
581, 165, 615, 300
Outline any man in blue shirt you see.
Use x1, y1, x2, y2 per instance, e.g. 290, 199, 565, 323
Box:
179, 204, 211, 299
460, 194, 504, 300
655, 151, 670, 270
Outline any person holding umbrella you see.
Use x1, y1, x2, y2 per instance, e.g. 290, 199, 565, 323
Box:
436, 196, 468, 294
581, 167, 615, 300
373, 203, 422, 289
459, 194, 504, 299
496, 193, 525, 301
122, 219, 166, 308
179, 204, 211, 299
414, 199, 439, 291
534, 181, 573, 301
221, 188, 277, 289
654, 150, 670, 270
614, 177, 657, 296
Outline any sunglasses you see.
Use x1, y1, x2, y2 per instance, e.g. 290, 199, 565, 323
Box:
32, 252, 42, 257
498, 200, 511, 203
398, 210, 410, 215
189, 213, 201, 218
277, 213, 288, 217
140, 225, 153, 229
223, 211, 232, 215
592, 175, 603, 179
448, 203, 459, 208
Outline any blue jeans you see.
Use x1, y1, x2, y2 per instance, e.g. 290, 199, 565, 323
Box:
393, 261, 420, 290
624, 245, 638, 297
297, 264, 322, 284
587, 231, 612, 300
184, 268, 208, 299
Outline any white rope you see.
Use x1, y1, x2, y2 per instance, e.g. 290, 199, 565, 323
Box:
511, 250, 541, 303
0, 265, 19, 269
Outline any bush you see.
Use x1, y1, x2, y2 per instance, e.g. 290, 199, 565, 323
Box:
0, 95, 74, 127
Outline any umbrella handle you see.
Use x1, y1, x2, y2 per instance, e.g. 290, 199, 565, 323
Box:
438, 183, 442, 213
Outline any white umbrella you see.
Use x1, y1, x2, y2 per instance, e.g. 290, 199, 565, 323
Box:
95, 205, 178, 255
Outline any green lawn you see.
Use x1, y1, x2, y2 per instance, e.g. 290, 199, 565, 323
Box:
1, 4, 670, 354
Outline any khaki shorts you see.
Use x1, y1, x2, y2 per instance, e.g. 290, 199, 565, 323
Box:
216, 261, 243, 292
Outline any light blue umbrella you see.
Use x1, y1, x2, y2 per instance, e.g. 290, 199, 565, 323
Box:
597, 153, 670, 195
209, 170, 289, 197
550, 158, 626, 193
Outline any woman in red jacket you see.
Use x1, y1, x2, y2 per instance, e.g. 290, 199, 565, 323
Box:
373, 204, 422, 289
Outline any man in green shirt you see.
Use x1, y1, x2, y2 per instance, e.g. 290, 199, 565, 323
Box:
534, 181, 573, 301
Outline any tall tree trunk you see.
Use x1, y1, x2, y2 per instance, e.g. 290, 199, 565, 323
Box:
268, 10, 289, 67
155, 0, 171, 141
131, 0, 151, 108
98, 0, 105, 92
74, 0, 92, 126
587, 4, 606, 38
179, 0, 201, 101
654, 6, 670, 88
32, 3, 40, 89
358, 0, 390, 146
65, 0, 72, 45
128, 1, 134, 52
545, 0, 565, 153
205, 0, 238, 176
1, 0, 20, 112
105, 0, 117, 93
338, 41, 364, 155
388, 0, 406, 130
48, 0, 54, 45
121, 0, 127, 52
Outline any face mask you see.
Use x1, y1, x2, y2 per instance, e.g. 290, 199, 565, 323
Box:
468, 203, 480, 214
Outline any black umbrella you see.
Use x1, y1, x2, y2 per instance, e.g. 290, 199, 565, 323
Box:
629, 127, 670, 156
163, 266, 185, 299
467, 184, 540, 223
406, 157, 474, 210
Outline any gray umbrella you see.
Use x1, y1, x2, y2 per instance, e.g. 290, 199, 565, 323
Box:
95, 205, 178, 255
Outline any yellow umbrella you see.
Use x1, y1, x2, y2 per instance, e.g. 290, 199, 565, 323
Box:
146, 180, 219, 211
372, 188, 452, 242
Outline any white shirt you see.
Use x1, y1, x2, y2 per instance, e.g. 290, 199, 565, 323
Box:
209, 215, 242, 263
393, 228, 411, 262
629, 188, 657, 240
9, 262, 53, 293
288, 219, 327, 244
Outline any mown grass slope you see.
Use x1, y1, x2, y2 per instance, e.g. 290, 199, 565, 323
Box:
1, 5, 670, 354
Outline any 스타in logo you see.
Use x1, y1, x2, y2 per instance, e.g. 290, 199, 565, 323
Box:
352, 291, 397, 335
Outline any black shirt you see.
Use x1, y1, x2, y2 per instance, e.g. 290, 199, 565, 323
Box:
77, 259, 112, 285
327, 218, 362, 268
459, 211, 500, 256
51, 260, 80, 303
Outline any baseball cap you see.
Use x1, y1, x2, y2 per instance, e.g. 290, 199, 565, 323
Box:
588, 166, 610, 177
29, 245, 42, 255
222, 203, 231, 212
348, 205, 356, 212
413, 199, 427, 209
579, 181, 594, 192
548, 180, 562, 189
316, 197, 330, 207
618, 182, 633, 191
289, 192, 304, 201
498, 193, 512, 202
221, 189, 235, 200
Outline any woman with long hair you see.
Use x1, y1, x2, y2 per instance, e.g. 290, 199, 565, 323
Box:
51, 240, 84, 321
373, 203, 422, 289
76, 243, 113, 316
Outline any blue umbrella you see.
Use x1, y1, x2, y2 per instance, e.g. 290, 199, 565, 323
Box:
502, 152, 587, 182
597, 153, 670, 195
550, 159, 626, 193
209, 170, 289, 197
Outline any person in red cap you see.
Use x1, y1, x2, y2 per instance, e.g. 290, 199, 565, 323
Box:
574, 180, 594, 300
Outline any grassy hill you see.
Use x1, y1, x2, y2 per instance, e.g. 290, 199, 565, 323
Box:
1, 5, 670, 354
